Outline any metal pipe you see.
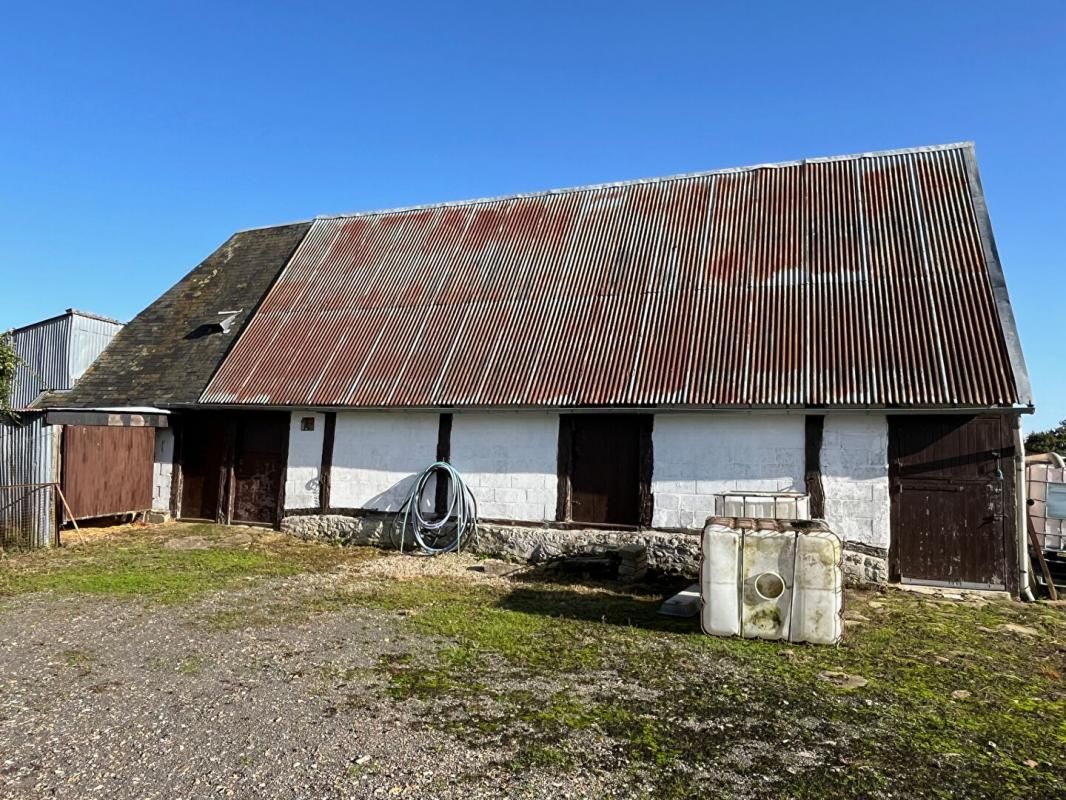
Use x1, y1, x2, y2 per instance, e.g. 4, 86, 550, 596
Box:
1014, 414, 1036, 602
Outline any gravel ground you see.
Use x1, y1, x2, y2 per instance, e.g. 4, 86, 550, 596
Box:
0, 573, 618, 800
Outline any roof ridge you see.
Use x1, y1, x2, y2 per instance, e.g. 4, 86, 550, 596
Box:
311, 141, 975, 222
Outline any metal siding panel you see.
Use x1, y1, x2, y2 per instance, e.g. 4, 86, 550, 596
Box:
67, 314, 123, 385
201, 143, 1021, 409
0, 414, 57, 547
9, 316, 70, 409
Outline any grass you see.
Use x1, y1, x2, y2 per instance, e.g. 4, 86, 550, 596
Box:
1, 522, 1063, 798
349, 575, 1066, 799
0, 522, 376, 603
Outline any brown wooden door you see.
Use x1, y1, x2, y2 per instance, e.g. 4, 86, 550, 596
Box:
62, 426, 155, 520
231, 414, 288, 525
889, 415, 1014, 590
180, 414, 228, 521
568, 415, 641, 526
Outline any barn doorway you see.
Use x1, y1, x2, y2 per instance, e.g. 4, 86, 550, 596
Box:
178, 412, 289, 527
560, 415, 652, 527
888, 415, 1015, 591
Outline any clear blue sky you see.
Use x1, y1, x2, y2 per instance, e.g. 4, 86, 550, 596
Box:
2, 2, 1063, 429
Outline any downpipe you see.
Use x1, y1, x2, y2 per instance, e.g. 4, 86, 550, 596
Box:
1014, 415, 1036, 602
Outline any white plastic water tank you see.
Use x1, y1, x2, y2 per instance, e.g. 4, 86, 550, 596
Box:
700, 517, 843, 645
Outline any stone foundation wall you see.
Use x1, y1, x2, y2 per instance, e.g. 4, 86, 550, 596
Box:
281, 513, 888, 586
841, 541, 889, 586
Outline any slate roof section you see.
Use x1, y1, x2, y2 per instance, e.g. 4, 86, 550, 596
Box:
46, 223, 311, 408
203, 143, 1029, 410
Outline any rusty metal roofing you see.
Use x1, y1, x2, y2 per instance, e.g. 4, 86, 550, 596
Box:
202, 142, 1030, 409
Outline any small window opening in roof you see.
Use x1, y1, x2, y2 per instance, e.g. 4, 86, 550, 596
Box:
301, 417, 316, 432
185, 310, 243, 340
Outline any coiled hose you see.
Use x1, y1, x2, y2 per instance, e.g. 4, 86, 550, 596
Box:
398, 461, 479, 554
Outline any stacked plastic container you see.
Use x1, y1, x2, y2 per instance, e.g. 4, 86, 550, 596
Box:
700, 517, 843, 645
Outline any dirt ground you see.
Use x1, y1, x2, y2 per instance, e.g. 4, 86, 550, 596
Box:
0, 523, 1063, 800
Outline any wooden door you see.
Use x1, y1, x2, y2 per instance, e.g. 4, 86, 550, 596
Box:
889, 415, 1014, 590
62, 426, 155, 520
179, 414, 228, 521
568, 415, 641, 526
231, 414, 288, 525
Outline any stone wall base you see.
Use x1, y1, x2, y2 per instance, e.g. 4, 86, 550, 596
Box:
841, 541, 889, 586
280, 513, 888, 586
280, 513, 700, 575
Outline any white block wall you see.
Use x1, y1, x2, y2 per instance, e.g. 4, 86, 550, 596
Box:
449, 413, 559, 522
330, 412, 439, 511
820, 415, 891, 550
285, 412, 325, 510
651, 415, 806, 530
152, 427, 175, 513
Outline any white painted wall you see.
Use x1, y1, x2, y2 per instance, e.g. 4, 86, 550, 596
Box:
285, 412, 325, 510
331, 412, 439, 511
152, 427, 174, 513
450, 413, 559, 522
651, 415, 806, 530
820, 415, 890, 550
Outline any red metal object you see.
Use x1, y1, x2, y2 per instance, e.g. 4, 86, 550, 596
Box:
202, 143, 1021, 409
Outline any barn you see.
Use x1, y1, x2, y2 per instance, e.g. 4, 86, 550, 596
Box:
45, 142, 1033, 592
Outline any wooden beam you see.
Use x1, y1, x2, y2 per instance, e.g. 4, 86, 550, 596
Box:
805, 415, 826, 520
556, 415, 573, 522
319, 412, 337, 513
218, 420, 237, 525
169, 422, 184, 520
638, 415, 654, 528
434, 413, 452, 514
46, 410, 168, 428
275, 412, 290, 530
1028, 517, 1059, 601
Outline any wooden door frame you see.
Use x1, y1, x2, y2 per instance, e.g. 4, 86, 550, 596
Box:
555, 413, 653, 529
176, 411, 289, 530
888, 413, 1017, 594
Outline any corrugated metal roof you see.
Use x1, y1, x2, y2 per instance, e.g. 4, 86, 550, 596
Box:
202, 143, 1028, 409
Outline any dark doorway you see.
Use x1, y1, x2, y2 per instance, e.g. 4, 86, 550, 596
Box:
180, 414, 228, 521
231, 415, 288, 524
562, 415, 649, 526
889, 415, 1015, 591
179, 412, 289, 526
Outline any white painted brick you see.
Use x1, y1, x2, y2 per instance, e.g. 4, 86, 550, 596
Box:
152, 428, 175, 513
652, 414, 805, 529
330, 413, 439, 511
284, 412, 325, 511
821, 415, 890, 549
509, 473, 543, 491
494, 487, 525, 505
450, 413, 559, 523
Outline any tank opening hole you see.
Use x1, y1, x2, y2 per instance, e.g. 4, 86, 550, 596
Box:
754, 571, 785, 600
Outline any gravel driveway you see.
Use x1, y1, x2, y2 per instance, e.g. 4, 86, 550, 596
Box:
2, 526, 1063, 800
0, 573, 609, 800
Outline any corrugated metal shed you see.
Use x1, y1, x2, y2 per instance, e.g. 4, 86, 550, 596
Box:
0, 413, 57, 548
7, 310, 123, 410
202, 142, 1028, 409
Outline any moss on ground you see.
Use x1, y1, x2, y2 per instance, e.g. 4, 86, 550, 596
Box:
1, 524, 1063, 798
350, 575, 1065, 799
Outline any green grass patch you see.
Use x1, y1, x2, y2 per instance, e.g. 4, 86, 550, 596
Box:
0, 522, 378, 603
353, 574, 1065, 800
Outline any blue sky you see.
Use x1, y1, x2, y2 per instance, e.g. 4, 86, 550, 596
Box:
1, 2, 1063, 429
